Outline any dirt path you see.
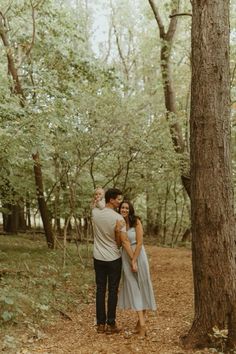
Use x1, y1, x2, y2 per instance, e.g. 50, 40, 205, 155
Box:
26, 246, 212, 354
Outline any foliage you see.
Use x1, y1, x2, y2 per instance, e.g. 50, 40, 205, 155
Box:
208, 326, 228, 354
0, 0, 192, 243
1, 0, 235, 243
0, 234, 94, 351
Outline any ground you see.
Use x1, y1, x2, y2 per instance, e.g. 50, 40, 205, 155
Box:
23, 246, 213, 354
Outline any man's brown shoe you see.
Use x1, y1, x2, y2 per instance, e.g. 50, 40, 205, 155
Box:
97, 324, 106, 333
106, 324, 121, 335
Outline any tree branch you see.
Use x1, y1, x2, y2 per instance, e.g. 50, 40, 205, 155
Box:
25, 0, 36, 57
148, 0, 165, 38
103, 21, 112, 63
231, 63, 236, 88
169, 12, 192, 18
112, 22, 129, 81
0, 11, 25, 102
166, 0, 180, 41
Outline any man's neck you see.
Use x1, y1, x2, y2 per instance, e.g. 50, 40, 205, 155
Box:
106, 202, 114, 209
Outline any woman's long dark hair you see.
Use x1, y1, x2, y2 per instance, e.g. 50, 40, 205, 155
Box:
119, 200, 139, 228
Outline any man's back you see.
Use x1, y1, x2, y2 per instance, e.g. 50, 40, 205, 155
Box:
92, 207, 125, 261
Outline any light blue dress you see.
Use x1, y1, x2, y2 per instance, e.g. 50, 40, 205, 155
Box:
118, 227, 157, 311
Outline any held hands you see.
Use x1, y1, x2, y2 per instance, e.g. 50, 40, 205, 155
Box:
131, 259, 138, 273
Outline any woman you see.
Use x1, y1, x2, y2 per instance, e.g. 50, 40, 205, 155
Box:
116, 200, 157, 337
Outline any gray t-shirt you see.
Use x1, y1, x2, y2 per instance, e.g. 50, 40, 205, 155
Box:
92, 207, 126, 261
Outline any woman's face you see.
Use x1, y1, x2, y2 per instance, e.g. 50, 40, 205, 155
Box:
120, 202, 129, 218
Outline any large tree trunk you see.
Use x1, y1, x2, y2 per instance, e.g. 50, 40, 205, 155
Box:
33, 152, 54, 249
183, 0, 236, 349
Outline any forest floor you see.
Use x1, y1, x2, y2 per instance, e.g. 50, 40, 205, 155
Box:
20, 246, 215, 354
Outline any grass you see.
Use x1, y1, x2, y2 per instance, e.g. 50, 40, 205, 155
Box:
0, 233, 94, 351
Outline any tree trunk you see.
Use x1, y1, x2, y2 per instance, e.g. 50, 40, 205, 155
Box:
32, 152, 54, 249
3, 203, 19, 234
0, 11, 52, 243
26, 198, 31, 229
162, 182, 171, 244
148, 0, 190, 197
18, 200, 26, 231
53, 154, 62, 236
146, 189, 161, 237
183, 0, 236, 349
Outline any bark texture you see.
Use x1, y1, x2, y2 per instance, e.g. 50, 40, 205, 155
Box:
148, 0, 190, 197
33, 152, 54, 249
184, 0, 236, 349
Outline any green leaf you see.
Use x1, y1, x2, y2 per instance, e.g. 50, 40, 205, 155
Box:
1, 311, 14, 321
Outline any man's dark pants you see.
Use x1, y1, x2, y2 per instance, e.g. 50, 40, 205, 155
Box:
94, 257, 122, 325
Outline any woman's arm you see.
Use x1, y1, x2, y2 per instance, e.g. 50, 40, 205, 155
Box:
119, 231, 134, 260
115, 220, 137, 272
132, 219, 143, 263
115, 220, 123, 247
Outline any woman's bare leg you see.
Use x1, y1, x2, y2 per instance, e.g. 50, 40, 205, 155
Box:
137, 310, 145, 327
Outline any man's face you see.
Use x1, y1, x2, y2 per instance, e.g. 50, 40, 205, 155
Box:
111, 195, 123, 209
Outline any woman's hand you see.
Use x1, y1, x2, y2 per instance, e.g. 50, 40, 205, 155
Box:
115, 220, 125, 247
131, 259, 138, 272
115, 219, 126, 232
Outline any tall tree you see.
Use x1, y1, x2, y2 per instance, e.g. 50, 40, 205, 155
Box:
148, 0, 190, 194
0, 5, 54, 247
183, 0, 236, 349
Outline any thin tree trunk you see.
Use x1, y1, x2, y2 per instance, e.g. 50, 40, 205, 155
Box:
32, 152, 54, 249
162, 182, 171, 244
0, 12, 25, 101
170, 181, 179, 246
148, 0, 190, 197
26, 197, 31, 229
146, 189, 161, 237
53, 154, 62, 236
4, 203, 19, 234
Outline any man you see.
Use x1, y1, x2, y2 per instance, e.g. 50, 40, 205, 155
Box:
92, 188, 136, 334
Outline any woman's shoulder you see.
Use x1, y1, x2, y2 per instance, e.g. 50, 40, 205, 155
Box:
135, 217, 142, 226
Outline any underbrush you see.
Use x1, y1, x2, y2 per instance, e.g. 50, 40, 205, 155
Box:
0, 234, 94, 352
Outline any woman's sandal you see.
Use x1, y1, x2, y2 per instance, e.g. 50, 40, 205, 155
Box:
137, 325, 147, 338
133, 320, 140, 334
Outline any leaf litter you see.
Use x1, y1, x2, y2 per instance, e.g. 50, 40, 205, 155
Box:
18, 246, 213, 354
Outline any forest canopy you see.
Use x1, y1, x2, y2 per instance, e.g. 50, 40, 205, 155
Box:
0, 0, 235, 244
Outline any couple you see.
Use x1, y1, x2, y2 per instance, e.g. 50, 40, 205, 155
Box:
92, 188, 156, 337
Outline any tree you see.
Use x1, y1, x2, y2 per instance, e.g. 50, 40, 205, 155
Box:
0, 0, 190, 243
0, 4, 54, 246
148, 0, 190, 195
183, 0, 236, 349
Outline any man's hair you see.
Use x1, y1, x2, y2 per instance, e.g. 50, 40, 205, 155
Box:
105, 188, 123, 203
